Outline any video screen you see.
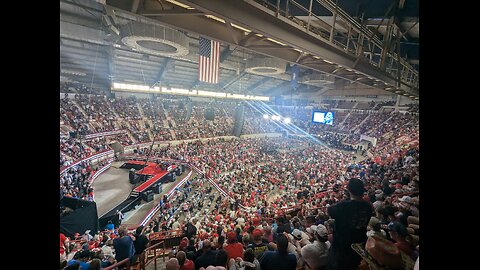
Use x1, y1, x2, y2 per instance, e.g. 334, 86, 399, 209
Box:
312, 111, 334, 125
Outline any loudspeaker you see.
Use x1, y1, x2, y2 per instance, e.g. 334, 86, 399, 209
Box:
175, 167, 181, 176
151, 184, 162, 194
142, 191, 154, 202
130, 174, 140, 184
181, 164, 186, 173
204, 108, 215, 121
129, 169, 136, 181
162, 173, 173, 183
233, 105, 245, 137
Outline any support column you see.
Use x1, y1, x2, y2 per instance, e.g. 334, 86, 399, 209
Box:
395, 94, 401, 112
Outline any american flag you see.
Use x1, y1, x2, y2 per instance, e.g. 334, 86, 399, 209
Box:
198, 37, 220, 84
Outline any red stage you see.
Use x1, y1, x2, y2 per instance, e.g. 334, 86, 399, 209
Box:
125, 160, 176, 193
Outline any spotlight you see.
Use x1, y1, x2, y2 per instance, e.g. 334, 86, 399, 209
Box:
263, 114, 269, 119
272, 115, 280, 120
284, 117, 291, 124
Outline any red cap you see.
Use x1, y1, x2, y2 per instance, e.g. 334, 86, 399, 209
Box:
252, 229, 263, 238
227, 231, 237, 242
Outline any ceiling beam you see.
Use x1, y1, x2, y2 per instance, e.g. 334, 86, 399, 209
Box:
222, 72, 246, 90
219, 45, 236, 63
112, 1, 416, 95
151, 58, 172, 87
263, 80, 290, 95
141, 9, 204, 16
107, 45, 114, 89
224, 19, 239, 45
249, 77, 272, 92
131, 0, 141, 13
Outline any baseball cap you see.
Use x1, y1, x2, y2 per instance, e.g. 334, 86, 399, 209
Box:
291, 229, 302, 240
399, 196, 412, 204
315, 224, 328, 238
252, 229, 263, 238
306, 225, 317, 234
368, 217, 380, 227
227, 231, 237, 243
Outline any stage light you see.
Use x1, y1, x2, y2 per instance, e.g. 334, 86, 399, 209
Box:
284, 117, 291, 124
263, 114, 269, 119
271, 115, 280, 120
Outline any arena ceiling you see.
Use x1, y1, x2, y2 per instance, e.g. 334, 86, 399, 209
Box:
60, 0, 418, 99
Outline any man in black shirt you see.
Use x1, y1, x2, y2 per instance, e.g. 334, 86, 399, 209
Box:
133, 225, 149, 257
327, 178, 374, 270
195, 240, 217, 270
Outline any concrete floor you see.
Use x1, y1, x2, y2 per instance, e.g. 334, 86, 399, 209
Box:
93, 161, 133, 217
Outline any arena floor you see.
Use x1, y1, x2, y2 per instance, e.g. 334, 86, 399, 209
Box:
93, 161, 133, 217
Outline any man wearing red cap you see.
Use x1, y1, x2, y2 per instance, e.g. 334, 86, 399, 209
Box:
224, 231, 244, 261
248, 229, 272, 259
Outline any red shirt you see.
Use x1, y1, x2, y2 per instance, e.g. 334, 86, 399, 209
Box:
224, 242, 244, 261
180, 259, 195, 270
60, 233, 67, 254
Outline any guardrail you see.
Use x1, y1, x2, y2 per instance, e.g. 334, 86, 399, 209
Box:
103, 258, 130, 270
250, 0, 418, 89
60, 149, 114, 175
87, 158, 113, 184
84, 129, 127, 140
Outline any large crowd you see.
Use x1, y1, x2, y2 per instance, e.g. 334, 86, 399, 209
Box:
60, 86, 419, 270
61, 136, 419, 269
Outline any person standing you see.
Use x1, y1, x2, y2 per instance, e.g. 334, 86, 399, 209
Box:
259, 234, 296, 270
133, 225, 149, 263
113, 210, 124, 229
113, 226, 136, 264
327, 178, 374, 270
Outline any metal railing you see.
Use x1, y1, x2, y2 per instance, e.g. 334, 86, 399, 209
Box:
250, 0, 418, 89
102, 240, 166, 270
103, 258, 130, 270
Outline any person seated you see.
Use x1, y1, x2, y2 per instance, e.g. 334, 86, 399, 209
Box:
66, 250, 91, 270
177, 251, 195, 270
388, 222, 417, 260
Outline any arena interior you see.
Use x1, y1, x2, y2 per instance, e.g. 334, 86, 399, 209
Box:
59, 1, 420, 269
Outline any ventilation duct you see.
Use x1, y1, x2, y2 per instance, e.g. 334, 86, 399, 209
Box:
301, 73, 335, 86
245, 57, 286, 75
121, 22, 189, 57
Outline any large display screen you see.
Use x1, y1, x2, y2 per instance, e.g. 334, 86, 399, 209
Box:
312, 111, 334, 125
